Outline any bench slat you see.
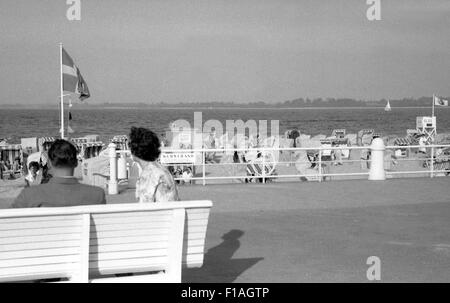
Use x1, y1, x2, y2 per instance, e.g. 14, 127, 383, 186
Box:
91, 249, 168, 261
90, 210, 172, 219
90, 216, 171, 225
90, 221, 171, 232
0, 220, 83, 231
0, 240, 82, 252
89, 264, 166, 276
185, 208, 211, 214
182, 253, 205, 268
0, 247, 81, 260
0, 233, 82, 245
0, 264, 76, 282
90, 241, 168, 253
90, 229, 169, 238
0, 227, 82, 238
184, 218, 209, 227
185, 245, 205, 254
183, 225, 208, 234
91, 235, 169, 246
0, 255, 80, 268
0, 215, 84, 224
184, 232, 207, 241
185, 212, 210, 220
89, 256, 168, 271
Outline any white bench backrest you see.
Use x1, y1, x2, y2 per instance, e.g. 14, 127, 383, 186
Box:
0, 200, 212, 283
183, 207, 210, 268
0, 214, 89, 282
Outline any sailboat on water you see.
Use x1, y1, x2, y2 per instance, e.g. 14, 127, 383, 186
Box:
384, 99, 392, 112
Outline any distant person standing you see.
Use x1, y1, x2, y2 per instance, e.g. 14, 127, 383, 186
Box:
289, 128, 300, 148
418, 135, 427, 154
209, 127, 217, 148
160, 133, 169, 148
12, 139, 105, 208
0, 161, 4, 180
24, 161, 42, 187
12, 157, 21, 173
130, 127, 179, 203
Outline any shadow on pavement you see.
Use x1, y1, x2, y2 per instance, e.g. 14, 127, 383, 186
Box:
183, 229, 264, 283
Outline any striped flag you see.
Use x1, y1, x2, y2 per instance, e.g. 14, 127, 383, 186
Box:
62, 47, 90, 101
433, 95, 448, 106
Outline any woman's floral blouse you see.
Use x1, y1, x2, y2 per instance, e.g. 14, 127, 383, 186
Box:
135, 161, 179, 203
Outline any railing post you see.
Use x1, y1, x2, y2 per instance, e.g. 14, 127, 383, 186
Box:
430, 145, 434, 178
262, 148, 266, 184
318, 149, 322, 182
368, 138, 386, 181
202, 147, 206, 186
108, 143, 118, 195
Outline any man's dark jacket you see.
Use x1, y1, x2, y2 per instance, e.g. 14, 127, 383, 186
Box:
12, 177, 106, 208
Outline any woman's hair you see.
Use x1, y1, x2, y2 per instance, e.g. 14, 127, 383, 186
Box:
129, 127, 161, 161
48, 139, 78, 168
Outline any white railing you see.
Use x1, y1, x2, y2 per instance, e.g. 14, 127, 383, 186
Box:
106, 140, 450, 194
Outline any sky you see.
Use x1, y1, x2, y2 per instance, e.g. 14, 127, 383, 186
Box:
0, 0, 449, 105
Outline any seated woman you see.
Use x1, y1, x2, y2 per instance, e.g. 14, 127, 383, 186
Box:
130, 127, 179, 203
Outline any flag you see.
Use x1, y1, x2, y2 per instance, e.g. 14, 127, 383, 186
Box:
62, 47, 90, 101
433, 95, 448, 106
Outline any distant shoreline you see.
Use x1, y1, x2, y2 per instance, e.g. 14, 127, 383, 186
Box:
0, 106, 444, 110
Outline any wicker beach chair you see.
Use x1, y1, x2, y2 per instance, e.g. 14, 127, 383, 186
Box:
245, 152, 277, 183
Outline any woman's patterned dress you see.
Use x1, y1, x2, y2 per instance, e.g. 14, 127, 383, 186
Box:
135, 161, 179, 203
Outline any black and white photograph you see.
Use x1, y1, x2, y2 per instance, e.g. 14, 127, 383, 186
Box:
0, 0, 449, 287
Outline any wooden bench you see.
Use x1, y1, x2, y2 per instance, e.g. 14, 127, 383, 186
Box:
0, 200, 212, 283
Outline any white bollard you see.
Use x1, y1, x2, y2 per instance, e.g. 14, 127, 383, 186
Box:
117, 154, 128, 180
368, 138, 386, 181
108, 143, 118, 195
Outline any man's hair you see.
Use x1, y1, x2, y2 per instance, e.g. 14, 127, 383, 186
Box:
48, 139, 78, 168
28, 161, 40, 170
129, 127, 161, 162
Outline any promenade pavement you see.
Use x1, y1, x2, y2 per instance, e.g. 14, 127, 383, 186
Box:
111, 178, 450, 282
1, 177, 449, 282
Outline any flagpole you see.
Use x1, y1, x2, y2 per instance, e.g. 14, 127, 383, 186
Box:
60, 42, 65, 139
432, 94, 435, 118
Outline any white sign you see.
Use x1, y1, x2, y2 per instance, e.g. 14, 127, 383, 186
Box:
416, 116, 436, 128
160, 152, 196, 164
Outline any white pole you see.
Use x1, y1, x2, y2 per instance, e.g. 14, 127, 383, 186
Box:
262, 147, 266, 184
202, 148, 206, 186
318, 149, 322, 182
60, 43, 65, 139
108, 143, 118, 195
368, 138, 386, 181
430, 146, 434, 178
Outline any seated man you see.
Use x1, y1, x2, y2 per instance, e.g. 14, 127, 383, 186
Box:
12, 139, 106, 208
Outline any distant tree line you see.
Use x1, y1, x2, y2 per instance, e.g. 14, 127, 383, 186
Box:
2, 96, 447, 109
91, 96, 446, 108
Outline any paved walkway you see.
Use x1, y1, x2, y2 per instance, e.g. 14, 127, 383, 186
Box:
2, 178, 449, 282
109, 178, 450, 282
